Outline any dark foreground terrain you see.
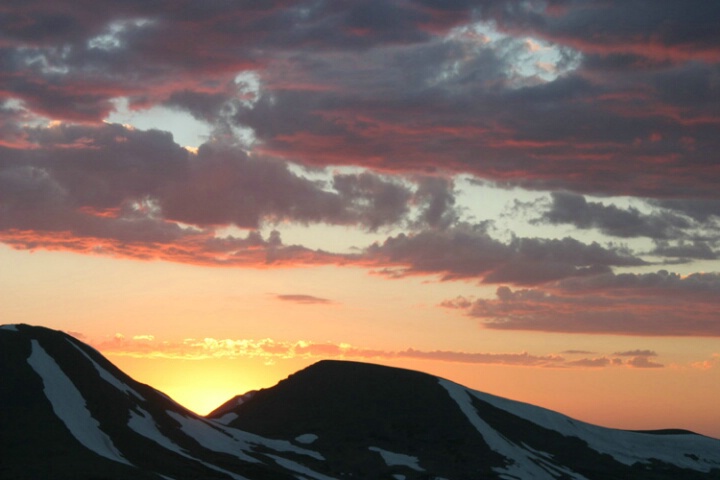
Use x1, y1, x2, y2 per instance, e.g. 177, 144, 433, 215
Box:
2, 324, 719, 479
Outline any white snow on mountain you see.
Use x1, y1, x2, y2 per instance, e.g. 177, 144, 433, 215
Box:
166, 411, 258, 463
440, 379, 589, 480
26, 339, 131, 466
128, 408, 251, 480
215, 412, 239, 424
128, 408, 187, 456
67, 338, 145, 401
454, 379, 720, 472
222, 424, 325, 461
295, 433, 319, 445
265, 454, 337, 480
0, 324, 19, 331
369, 446, 424, 472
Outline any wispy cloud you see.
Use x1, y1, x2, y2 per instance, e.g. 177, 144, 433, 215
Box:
274, 294, 334, 305
613, 350, 657, 357
87, 334, 665, 369
691, 354, 720, 370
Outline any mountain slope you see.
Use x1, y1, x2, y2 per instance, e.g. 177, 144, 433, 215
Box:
215, 359, 720, 480
0, 324, 329, 480
2, 324, 720, 480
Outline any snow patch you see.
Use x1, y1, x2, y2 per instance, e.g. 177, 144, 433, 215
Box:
0, 324, 19, 331
67, 339, 145, 401
295, 433, 319, 445
453, 379, 720, 472
215, 412, 239, 424
167, 410, 324, 466
27, 340, 132, 466
166, 411, 258, 463
369, 446, 424, 472
266, 454, 336, 480
223, 425, 325, 461
128, 408, 187, 456
440, 379, 588, 480
128, 409, 250, 480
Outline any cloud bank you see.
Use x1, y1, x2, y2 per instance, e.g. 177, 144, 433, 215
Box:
89, 333, 668, 369
2, 0, 720, 338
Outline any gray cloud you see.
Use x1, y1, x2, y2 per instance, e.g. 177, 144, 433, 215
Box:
442, 271, 720, 336
1, 0, 719, 201
539, 192, 691, 239
366, 226, 645, 284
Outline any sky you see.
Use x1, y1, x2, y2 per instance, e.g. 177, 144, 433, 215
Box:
2, 0, 720, 437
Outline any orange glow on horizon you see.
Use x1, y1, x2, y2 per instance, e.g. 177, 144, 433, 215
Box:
106, 351, 720, 439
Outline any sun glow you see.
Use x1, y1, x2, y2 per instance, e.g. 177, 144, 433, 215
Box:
107, 355, 309, 415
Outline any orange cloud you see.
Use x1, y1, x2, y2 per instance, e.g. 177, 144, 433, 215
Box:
87, 334, 665, 369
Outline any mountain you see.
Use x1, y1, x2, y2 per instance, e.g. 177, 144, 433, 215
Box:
2, 324, 720, 480
0, 324, 329, 480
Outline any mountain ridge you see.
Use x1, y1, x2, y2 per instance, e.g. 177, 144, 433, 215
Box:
2, 324, 720, 479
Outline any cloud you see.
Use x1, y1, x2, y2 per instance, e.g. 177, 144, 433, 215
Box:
691, 354, 720, 370
0, 121, 471, 263
651, 240, 718, 261
2, 0, 720, 341
566, 357, 612, 368
398, 348, 564, 367
89, 332, 672, 370
1, 0, 718, 201
613, 350, 658, 357
490, 1, 720, 63
2, 124, 656, 285
442, 271, 720, 336
538, 192, 691, 239
533, 193, 720, 261
92, 335, 557, 365
366, 226, 645, 284
625, 356, 664, 369
274, 294, 334, 305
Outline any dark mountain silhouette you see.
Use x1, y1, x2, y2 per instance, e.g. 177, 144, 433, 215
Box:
2, 324, 720, 479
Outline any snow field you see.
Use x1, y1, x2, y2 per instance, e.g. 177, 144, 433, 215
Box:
456, 379, 720, 471
368, 446, 424, 472
26, 340, 132, 466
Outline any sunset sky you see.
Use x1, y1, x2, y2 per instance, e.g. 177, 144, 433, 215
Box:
2, 1, 720, 438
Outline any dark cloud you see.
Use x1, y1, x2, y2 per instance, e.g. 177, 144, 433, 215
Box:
1, 0, 718, 200
553, 270, 720, 297
539, 192, 691, 239
442, 271, 720, 336
412, 176, 459, 229
651, 240, 717, 260
366, 226, 644, 284
651, 199, 720, 223
489, 0, 720, 62
536, 193, 720, 260
0, 122, 457, 235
